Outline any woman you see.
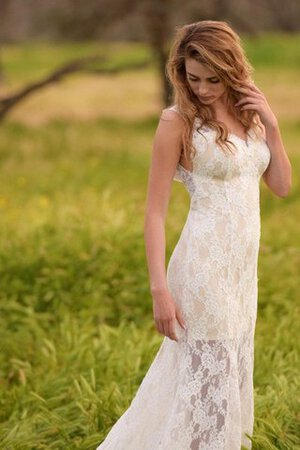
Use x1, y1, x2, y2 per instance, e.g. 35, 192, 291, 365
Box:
96, 20, 291, 450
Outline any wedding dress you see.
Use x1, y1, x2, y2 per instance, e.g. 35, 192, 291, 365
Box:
96, 105, 271, 450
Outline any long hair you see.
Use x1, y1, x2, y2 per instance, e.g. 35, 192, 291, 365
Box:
166, 20, 264, 159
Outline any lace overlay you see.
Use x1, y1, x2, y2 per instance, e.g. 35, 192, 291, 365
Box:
96, 105, 271, 450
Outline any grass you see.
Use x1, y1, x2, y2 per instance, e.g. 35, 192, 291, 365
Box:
0, 36, 300, 449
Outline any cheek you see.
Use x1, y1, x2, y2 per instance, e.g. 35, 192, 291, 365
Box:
218, 84, 226, 95
187, 81, 194, 91
214, 84, 226, 95
186, 81, 196, 94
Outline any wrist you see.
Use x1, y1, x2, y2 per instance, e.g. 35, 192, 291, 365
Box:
265, 117, 279, 132
150, 284, 168, 295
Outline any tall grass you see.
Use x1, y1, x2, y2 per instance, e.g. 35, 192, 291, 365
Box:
0, 36, 300, 449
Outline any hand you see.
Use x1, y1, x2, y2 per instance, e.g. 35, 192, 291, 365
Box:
152, 288, 186, 342
235, 81, 278, 130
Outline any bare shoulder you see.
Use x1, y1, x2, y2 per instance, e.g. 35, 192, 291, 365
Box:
150, 108, 184, 179
154, 108, 184, 146
160, 107, 184, 122
144, 108, 185, 218
155, 107, 185, 139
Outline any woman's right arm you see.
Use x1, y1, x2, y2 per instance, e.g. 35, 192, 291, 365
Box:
143, 108, 186, 342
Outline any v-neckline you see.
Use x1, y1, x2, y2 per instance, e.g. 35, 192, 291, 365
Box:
200, 124, 251, 147
228, 131, 250, 146
177, 128, 252, 175
195, 117, 251, 146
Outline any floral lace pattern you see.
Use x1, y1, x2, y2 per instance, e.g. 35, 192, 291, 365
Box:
96, 105, 271, 450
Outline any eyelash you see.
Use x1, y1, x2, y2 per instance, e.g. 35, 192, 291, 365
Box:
188, 78, 220, 84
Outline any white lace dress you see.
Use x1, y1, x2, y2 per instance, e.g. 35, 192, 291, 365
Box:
96, 105, 271, 450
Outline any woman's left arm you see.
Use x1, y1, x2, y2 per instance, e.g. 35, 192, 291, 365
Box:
261, 121, 292, 197
235, 82, 292, 198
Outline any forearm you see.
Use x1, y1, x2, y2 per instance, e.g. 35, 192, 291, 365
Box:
144, 213, 168, 294
264, 121, 292, 197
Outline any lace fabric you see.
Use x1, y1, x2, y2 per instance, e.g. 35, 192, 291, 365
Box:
96, 105, 271, 450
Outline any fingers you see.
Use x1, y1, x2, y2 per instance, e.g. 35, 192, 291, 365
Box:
238, 80, 261, 91
155, 319, 164, 336
238, 103, 259, 111
155, 311, 187, 342
235, 92, 266, 113
153, 297, 187, 342
236, 84, 264, 98
155, 318, 178, 342
236, 98, 262, 109
235, 95, 256, 105
167, 319, 178, 342
176, 308, 187, 330
236, 92, 262, 103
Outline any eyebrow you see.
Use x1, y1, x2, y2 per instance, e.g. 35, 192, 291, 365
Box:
186, 72, 217, 79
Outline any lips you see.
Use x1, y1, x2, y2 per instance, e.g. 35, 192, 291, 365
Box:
200, 96, 213, 101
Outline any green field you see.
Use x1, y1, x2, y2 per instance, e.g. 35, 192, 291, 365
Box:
0, 36, 299, 449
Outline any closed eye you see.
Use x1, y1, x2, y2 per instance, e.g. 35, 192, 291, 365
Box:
188, 77, 220, 84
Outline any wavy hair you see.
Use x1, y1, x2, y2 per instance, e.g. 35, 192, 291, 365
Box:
166, 20, 264, 158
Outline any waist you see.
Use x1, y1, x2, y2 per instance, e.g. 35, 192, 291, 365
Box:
190, 193, 260, 214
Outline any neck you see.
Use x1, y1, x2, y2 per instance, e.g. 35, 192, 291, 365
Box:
210, 93, 230, 118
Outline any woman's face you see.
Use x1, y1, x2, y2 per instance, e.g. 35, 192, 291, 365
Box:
185, 57, 227, 106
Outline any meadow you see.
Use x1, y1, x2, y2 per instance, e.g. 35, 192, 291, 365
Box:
0, 36, 299, 449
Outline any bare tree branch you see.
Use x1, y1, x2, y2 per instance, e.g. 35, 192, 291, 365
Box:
0, 55, 149, 121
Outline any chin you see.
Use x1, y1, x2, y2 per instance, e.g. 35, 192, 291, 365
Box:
200, 98, 215, 103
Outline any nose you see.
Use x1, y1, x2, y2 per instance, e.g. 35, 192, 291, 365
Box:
198, 84, 209, 96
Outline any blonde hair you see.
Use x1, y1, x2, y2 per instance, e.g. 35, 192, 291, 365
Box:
166, 20, 263, 159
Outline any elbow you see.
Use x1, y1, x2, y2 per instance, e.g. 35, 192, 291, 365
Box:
276, 190, 289, 198
275, 180, 292, 198
271, 168, 292, 198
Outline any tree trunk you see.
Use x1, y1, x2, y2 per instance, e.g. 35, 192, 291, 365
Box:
142, 0, 174, 107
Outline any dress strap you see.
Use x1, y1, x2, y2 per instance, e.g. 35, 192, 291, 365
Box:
167, 104, 186, 120
168, 104, 179, 113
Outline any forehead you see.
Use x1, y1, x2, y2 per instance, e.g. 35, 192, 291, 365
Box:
185, 58, 217, 77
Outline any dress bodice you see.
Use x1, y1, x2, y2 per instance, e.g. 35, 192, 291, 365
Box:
170, 106, 271, 194
168, 105, 271, 215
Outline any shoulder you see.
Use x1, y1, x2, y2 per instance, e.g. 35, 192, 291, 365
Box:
160, 105, 184, 123
152, 106, 184, 159
155, 106, 185, 142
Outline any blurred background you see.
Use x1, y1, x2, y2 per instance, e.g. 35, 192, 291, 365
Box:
0, 1, 299, 449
